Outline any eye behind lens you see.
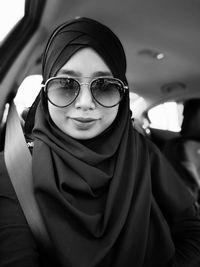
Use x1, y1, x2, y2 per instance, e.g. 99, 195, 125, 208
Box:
46, 77, 80, 107
91, 77, 124, 107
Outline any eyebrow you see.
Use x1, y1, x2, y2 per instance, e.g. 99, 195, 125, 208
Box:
57, 69, 112, 77
93, 71, 112, 77
57, 70, 80, 76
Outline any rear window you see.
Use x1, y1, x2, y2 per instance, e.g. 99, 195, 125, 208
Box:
148, 102, 184, 132
14, 75, 42, 114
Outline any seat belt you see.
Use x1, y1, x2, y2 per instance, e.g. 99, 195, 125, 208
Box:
4, 101, 51, 248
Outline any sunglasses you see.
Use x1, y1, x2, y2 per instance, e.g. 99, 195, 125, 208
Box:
41, 76, 128, 108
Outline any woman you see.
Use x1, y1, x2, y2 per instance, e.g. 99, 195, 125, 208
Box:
1, 17, 200, 267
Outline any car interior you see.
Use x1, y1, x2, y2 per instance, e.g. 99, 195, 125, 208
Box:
0, 0, 200, 191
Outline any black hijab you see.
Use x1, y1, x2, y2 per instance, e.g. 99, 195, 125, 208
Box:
30, 17, 193, 266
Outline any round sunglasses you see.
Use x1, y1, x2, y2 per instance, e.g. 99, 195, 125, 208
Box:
41, 76, 128, 108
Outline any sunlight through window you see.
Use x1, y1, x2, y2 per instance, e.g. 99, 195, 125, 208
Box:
0, 0, 25, 42
14, 75, 42, 114
148, 102, 183, 132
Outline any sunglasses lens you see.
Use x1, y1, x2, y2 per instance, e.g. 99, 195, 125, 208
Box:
91, 78, 123, 107
46, 78, 79, 107
45, 77, 125, 108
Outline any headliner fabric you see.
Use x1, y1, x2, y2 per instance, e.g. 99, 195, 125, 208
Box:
31, 17, 195, 266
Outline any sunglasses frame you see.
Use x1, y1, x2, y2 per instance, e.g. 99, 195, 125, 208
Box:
41, 76, 129, 108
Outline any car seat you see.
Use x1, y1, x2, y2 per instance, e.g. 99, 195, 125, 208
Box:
164, 99, 200, 202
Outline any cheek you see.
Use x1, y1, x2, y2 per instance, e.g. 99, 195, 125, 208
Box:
48, 103, 66, 124
102, 106, 119, 125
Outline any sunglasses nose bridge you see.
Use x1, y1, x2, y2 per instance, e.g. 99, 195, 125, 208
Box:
78, 81, 93, 98
79, 81, 91, 90
74, 81, 95, 109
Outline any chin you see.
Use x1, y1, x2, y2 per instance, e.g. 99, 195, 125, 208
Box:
62, 129, 99, 140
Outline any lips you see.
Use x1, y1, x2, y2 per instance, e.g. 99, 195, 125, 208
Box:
71, 117, 98, 130
72, 117, 98, 123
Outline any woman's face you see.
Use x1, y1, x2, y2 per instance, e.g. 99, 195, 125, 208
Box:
48, 48, 119, 139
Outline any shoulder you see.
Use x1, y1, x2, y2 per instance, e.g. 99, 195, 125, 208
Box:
0, 152, 10, 185
133, 127, 161, 156
0, 151, 19, 201
0, 152, 41, 266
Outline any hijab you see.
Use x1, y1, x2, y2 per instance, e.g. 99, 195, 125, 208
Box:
30, 17, 191, 266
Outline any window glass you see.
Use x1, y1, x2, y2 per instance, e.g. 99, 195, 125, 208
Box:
14, 75, 42, 115
148, 102, 184, 132
129, 92, 147, 119
0, 0, 25, 42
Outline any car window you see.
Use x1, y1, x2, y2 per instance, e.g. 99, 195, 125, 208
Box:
0, 0, 25, 42
14, 75, 42, 115
148, 102, 184, 132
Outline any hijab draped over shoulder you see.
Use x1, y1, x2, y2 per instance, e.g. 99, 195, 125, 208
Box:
29, 17, 193, 267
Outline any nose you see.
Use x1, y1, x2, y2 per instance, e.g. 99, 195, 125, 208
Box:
74, 83, 96, 110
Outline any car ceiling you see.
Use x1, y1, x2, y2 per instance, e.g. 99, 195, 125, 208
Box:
1, 0, 200, 115
36, 0, 200, 107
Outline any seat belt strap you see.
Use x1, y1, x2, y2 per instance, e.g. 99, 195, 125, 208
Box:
4, 101, 50, 247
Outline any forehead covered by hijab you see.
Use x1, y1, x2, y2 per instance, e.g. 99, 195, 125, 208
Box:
42, 17, 127, 81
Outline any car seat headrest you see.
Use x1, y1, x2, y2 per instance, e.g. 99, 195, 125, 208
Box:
181, 99, 200, 140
